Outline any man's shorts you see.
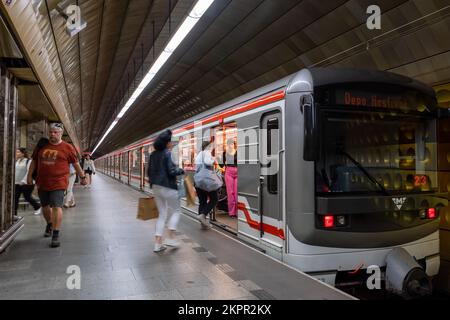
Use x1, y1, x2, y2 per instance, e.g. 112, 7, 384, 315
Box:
84, 169, 93, 175
38, 190, 65, 208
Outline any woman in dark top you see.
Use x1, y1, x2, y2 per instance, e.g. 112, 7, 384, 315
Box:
224, 139, 238, 217
148, 129, 185, 252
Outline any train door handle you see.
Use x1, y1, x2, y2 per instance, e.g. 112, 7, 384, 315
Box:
259, 175, 265, 237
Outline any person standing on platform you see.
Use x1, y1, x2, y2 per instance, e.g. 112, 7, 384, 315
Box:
195, 141, 219, 229
148, 129, 185, 252
27, 123, 87, 248
224, 139, 238, 217
82, 154, 96, 188
14, 148, 41, 216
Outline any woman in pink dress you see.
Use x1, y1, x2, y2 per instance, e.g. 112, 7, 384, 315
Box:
224, 139, 238, 217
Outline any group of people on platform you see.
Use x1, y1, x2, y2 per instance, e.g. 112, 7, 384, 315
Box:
14, 123, 96, 247
15, 124, 238, 253
148, 129, 238, 252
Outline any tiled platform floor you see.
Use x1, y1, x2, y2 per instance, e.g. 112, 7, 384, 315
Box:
0, 174, 354, 300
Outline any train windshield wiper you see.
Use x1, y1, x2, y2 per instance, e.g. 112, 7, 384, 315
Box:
337, 148, 390, 196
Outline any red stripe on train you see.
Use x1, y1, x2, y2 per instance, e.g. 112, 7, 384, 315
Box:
237, 202, 285, 240
173, 90, 285, 135
98, 90, 286, 158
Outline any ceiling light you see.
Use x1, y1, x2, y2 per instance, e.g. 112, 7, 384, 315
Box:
92, 0, 215, 155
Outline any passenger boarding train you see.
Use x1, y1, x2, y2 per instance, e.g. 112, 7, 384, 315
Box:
96, 68, 447, 297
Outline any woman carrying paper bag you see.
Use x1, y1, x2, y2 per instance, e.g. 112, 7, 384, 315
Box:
148, 129, 185, 252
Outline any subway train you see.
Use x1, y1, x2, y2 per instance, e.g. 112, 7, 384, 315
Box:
96, 68, 448, 297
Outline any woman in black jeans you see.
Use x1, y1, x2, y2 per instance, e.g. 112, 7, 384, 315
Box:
15, 148, 41, 215
195, 141, 218, 229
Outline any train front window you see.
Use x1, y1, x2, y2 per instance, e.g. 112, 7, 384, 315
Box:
316, 110, 438, 195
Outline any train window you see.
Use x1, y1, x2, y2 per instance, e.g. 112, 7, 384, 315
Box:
122, 151, 129, 180
143, 144, 152, 187
214, 123, 237, 166
267, 118, 278, 194
317, 110, 438, 195
179, 133, 197, 171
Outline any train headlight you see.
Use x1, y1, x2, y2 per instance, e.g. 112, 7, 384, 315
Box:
419, 209, 427, 219
336, 215, 346, 226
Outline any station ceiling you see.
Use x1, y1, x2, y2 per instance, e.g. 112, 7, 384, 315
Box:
1, 14, 58, 124
1, 0, 450, 157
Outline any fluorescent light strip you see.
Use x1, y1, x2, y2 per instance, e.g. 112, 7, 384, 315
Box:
92, 0, 215, 155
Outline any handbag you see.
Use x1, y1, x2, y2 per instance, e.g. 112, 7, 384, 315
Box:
194, 151, 223, 192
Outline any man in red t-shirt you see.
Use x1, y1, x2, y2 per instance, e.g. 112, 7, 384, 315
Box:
27, 123, 87, 248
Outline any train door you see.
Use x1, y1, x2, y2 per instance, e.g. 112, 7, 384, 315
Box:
113, 155, 116, 178
127, 151, 131, 185
118, 153, 122, 181
139, 147, 144, 190
259, 112, 284, 249
211, 123, 238, 232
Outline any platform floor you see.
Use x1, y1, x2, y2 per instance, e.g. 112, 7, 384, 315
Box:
0, 174, 355, 300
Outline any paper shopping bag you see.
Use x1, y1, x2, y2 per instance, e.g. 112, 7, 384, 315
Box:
184, 175, 196, 207
137, 197, 159, 220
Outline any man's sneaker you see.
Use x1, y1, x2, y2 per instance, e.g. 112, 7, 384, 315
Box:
50, 236, 60, 248
44, 224, 52, 237
33, 208, 41, 215
164, 238, 180, 247
153, 244, 167, 252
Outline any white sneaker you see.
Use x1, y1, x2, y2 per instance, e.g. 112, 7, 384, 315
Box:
33, 208, 41, 215
164, 238, 180, 247
153, 244, 167, 252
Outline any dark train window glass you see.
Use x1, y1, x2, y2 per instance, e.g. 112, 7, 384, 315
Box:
267, 118, 278, 194
316, 110, 437, 195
